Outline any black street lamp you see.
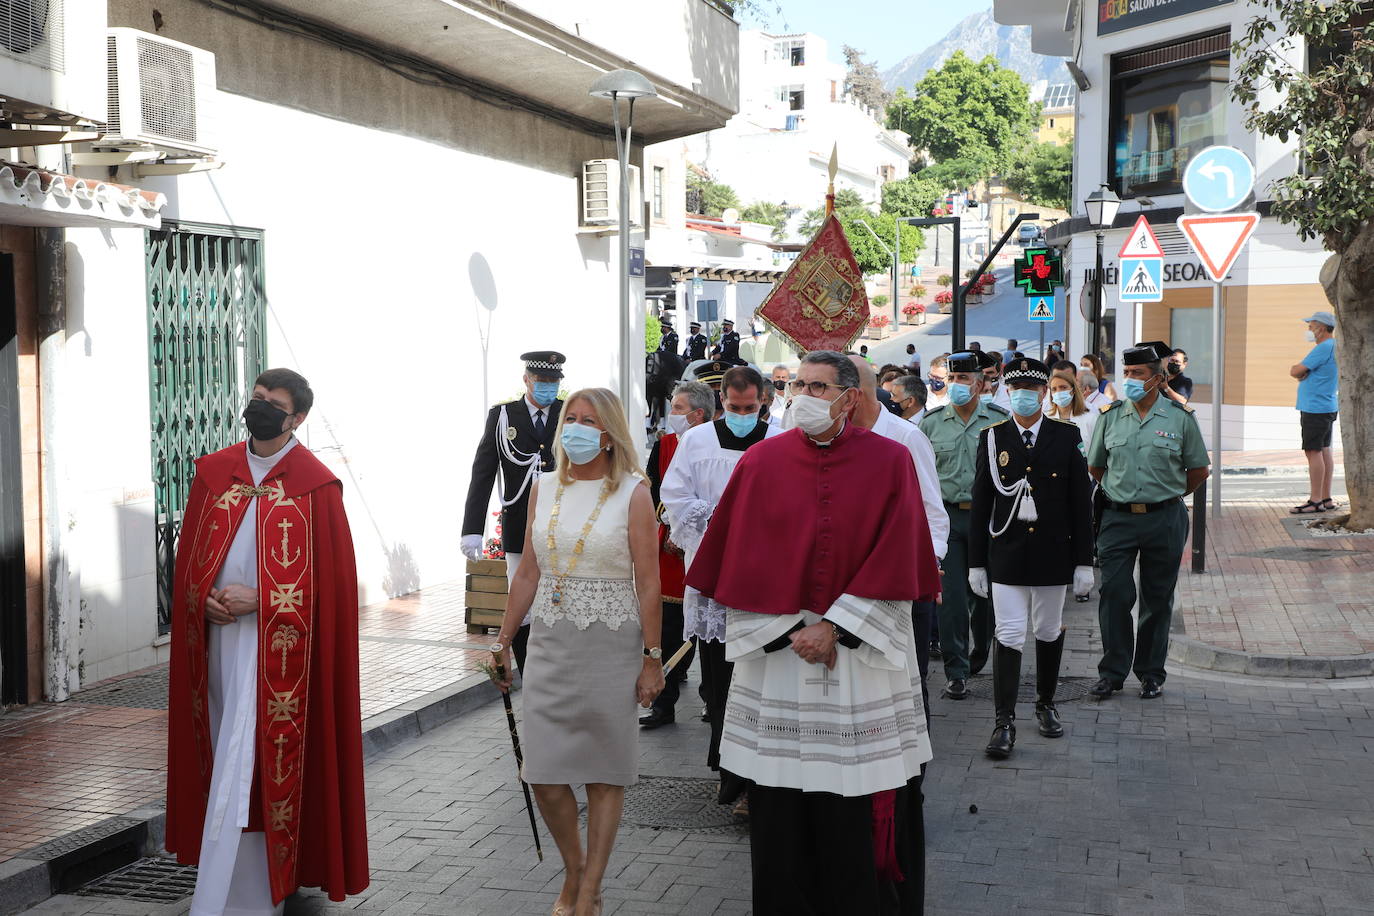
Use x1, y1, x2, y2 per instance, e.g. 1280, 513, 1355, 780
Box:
1084, 184, 1121, 361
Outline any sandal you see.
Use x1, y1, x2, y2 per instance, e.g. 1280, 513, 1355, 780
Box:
1290, 500, 1323, 514
1319, 499, 1340, 511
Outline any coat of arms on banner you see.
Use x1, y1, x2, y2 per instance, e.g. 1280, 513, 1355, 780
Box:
757, 213, 869, 353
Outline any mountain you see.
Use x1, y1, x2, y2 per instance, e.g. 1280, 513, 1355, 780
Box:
881, 9, 1066, 93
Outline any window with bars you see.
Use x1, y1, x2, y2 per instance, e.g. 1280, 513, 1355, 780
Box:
145, 225, 266, 634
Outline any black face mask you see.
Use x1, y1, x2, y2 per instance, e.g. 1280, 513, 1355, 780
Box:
243, 398, 291, 441
772, 379, 786, 391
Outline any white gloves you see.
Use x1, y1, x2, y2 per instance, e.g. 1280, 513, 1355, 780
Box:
1073, 565, 1094, 598
461, 534, 484, 563
968, 567, 989, 598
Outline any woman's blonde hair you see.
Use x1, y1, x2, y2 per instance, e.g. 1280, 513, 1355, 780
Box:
553, 387, 643, 486
1049, 368, 1088, 417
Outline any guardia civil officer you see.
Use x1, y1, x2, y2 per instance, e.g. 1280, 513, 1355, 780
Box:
1086, 341, 1210, 700
918, 349, 1008, 699
968, 357, 1095, 758
683, 322, 709, 361
659, 317, 680, 356
719, 318, 742, 365
461, 351, 566, 671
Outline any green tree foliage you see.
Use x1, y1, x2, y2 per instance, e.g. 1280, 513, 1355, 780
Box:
916, 156, 994, 192
645, 311, 662, 354
1232, 0, 1373, 529
799, 188, 868, 237
844, 45, 891, 115
741, 201, 789, 241
885, 52, 1035, 175
687, 172, 741, 217
1006, 142, 1073, 210
879, 174, 946, 218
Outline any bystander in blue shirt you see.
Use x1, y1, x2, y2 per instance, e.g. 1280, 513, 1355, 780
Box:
1297, 337, 1338, 413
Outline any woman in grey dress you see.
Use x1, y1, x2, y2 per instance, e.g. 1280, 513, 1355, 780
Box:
493, 387, 664, 916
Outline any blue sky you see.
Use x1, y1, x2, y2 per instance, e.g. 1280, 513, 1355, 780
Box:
738, 0, 993, 71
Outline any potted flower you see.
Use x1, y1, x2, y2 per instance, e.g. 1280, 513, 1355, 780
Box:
901, 302, 926, 326
934, 290, 954, 314
867, 313, 892, 339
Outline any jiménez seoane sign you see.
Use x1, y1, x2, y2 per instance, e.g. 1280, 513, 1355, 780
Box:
1098, 0, 1233, 36
1081, 260, 1218, 287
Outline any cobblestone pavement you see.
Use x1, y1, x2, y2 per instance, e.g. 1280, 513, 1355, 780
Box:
0, 584, 489, 864
22, 595, 1374, 915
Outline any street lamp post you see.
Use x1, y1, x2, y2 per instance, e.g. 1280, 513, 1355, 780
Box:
1083, 184, 1121, 361
590, 69, 656, 426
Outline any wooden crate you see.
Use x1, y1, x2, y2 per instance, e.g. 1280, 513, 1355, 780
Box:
465, 559, 508, 633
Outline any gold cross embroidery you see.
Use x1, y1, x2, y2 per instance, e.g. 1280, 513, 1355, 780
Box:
269, 583, 303, 612
267, 690, 300, 722
269, 799, 294, 831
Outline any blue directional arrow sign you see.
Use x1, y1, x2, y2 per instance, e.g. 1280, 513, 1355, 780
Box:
1028, 297, 1054, 321
1183, 146, 1256, 213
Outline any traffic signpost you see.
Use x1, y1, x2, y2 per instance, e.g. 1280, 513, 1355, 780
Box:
1179, 146, 1260, 517
1118, 215, 1165, 304
1029, 297, 1054, 321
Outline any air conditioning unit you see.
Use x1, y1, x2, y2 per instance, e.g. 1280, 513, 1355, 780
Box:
582, 159, 642, 227
105, 28, 216, 157
0, 0, 64, 71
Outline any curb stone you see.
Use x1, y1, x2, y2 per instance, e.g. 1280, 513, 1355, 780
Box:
0, 673, 501, 915
1168, 632, 1374, 679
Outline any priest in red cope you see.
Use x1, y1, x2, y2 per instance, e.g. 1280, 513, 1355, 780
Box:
166, 368, 368, 915
687, 350, 939, 915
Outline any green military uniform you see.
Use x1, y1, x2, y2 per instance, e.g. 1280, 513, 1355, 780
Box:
919, 380, 1008, 685
1086, 344, 1209, 692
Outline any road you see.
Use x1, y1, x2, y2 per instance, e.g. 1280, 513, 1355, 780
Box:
865, 262, 1071, 369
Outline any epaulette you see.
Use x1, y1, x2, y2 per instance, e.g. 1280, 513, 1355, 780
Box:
1100, 401, 1122, 414
1168, 398, 1196, 414
1046, 415, 1076, 425
923, 404, 947, 419
986, 418, 1009, 428
986, 403, 1010, 415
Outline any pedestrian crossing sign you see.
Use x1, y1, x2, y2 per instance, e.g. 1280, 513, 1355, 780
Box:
1028, 297, 1054, 321
1118, 256, 1164, 302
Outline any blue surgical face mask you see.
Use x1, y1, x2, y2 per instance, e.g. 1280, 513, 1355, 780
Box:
979, 392, 994, 405
1051, 390, 1074, 408
947, 382, 973, 406
532, 381, 559, 406
723, 411, 759, 437
1123, 377, 1152, 402
1010, 389, 1043, 418
560, 423, 604, 465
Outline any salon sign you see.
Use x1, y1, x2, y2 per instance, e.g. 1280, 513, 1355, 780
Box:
1098, 0, 1233, 36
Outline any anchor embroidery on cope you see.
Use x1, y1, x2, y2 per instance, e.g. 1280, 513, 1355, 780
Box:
272, 518, 300, 568
271, 733, 293, 786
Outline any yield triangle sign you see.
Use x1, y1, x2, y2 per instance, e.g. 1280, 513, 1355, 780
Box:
1118, 214, 1166, 259
1176, 213, 1260, 282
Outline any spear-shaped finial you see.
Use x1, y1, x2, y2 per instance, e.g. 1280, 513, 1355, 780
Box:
825, 143, 838, 218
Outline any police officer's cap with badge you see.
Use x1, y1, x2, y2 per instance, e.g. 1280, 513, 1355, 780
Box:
521, 350, 566, 380
692, 359, 729, 390
690, 321, 702, 331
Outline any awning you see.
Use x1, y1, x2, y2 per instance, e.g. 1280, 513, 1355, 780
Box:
0, 163, 166, 229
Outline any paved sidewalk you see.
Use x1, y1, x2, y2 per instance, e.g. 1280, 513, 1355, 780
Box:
1175, 484, 1374, 660
21, 595, 1374, 915
0, 583, 490, 865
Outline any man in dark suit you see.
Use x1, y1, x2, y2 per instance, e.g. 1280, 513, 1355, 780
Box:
659, 317, 679, 357
461, 350, 565, 670
968, 357, 1095, 759
683, 322, 708, 361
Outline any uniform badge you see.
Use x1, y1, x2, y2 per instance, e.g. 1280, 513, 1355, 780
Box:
998, 450, 1010, 467
506, 427, 518, 441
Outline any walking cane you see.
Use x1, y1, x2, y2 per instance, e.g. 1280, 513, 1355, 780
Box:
488, 646, 544, 862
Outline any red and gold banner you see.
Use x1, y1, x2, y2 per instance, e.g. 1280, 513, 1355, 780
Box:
756, 213, 869, 353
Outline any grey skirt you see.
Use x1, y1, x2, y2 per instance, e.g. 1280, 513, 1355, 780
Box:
521, 613, 643, 787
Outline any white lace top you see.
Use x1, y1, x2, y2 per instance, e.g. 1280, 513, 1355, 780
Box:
529, 474, 642, 630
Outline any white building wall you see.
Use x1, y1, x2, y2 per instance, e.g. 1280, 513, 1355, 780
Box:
64, 89, 629, 683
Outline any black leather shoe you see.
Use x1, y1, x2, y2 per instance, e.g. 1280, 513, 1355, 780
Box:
638, 708, 675, 729
1035, 704, 1064, 738
985, 716, 1015, 759
1139, 678, 1163, 700
1089, 677, 1121, 699
929, 641, 943, 660
942, 678, 969, 700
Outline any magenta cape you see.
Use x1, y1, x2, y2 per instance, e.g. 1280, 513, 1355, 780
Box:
686, 426, 940, 613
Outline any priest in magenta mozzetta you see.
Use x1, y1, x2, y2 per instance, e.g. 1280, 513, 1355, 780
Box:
687, 350, 940, 915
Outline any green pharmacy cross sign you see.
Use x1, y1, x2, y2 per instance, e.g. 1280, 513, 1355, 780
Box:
1013, 247, 1064, 297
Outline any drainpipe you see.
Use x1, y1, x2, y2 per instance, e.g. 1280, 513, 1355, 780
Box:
36, 227, 80, 701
